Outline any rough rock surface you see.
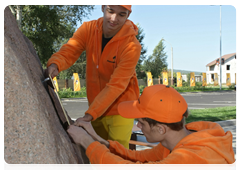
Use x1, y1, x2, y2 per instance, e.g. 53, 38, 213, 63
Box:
4, 7, 89, 164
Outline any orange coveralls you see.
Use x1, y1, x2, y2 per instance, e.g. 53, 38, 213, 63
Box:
86, 121, 235, 164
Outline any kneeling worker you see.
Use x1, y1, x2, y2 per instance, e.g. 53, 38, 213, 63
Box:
67, 84, 235, 164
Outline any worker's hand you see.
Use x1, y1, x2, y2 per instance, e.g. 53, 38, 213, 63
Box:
74, 120, 98, 140
67, 125, 94, 149
45, 63, 59, 78
75, 113, 93, 122
73, 120, 110, 148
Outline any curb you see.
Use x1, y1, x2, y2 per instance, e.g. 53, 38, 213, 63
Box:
215, 119, 236, 127
179, 90, 235, 95
61, 97, 87, 101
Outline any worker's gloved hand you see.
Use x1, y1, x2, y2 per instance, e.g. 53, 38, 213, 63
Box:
74, 119, 98, 140
67, 125, 94, 149
44, 63, 59, 78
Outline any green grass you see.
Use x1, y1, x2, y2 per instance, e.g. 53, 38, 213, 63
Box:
186, 106, 236, 123
58, 85, 235, 98
175, 86, 234, 93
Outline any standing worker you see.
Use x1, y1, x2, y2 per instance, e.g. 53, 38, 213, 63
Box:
46, 5, 141, 148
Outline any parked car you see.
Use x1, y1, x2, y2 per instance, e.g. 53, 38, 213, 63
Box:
234, 84, 238, 91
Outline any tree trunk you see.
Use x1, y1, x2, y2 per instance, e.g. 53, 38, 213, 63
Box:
16, 5, 22, 29
8, 5, 16, 16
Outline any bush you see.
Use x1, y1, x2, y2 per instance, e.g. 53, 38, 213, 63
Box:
228, 83, 235, 89
195, 82, 202, 87
58, 87, 87, 98
182, 80, 189, 87
139, 85, 146, 94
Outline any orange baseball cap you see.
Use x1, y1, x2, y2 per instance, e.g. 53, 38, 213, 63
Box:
120, 5, 132, 12
118, 84, 188, 123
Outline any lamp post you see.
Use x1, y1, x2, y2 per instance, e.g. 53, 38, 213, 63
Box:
211, 5, 222, 90
162, 39, 173, 86
219, 5, 222, 90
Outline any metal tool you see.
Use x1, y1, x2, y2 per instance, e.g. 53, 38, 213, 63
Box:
42, 77, 50, 83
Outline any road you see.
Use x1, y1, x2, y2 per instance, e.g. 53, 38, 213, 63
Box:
61, 90, 236, 120
182, 91, 236, 109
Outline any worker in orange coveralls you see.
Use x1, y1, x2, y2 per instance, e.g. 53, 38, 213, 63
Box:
46, 5, 141, 148
67, 84, 235, 164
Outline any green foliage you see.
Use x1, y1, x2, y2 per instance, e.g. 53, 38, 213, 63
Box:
186, 106, 236, 123
228, 83, 235, 89
58, 51, 87, 79
135, 23, 147, 79
139, 85, 146, 94
58, 84, 234, 98
182, 80, 189, 87
58, 87, 87, 98
174, 86, 231, 92
143, 39, 168, 78
14, 5, 94, 66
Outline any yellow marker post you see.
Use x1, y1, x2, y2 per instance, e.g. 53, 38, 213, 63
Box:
202, 73, 207, 86
214, 73, 218, 86
73, 73, 81, 91
53, 77, 59, 92
226, 73, 231, 86
177, 72, 182, 87
162, 72, 168, 86
147, 72, 153, 86
235, 73, 238, 84
190, 72, 195, 87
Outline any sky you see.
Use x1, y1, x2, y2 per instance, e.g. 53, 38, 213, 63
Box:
79, 5, 236, 73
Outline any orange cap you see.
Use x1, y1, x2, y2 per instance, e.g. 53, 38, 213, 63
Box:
120, 5, 132, 12
118, 85, 188, 123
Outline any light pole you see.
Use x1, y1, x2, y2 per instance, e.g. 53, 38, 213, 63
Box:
211, 5, 222, 90
219, 5, 222, 90
162, 39, 173, 86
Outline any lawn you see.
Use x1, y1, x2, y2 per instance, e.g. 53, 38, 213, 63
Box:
186, 106, 236, 123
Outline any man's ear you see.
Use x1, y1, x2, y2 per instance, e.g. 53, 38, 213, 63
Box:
126, 11, 131, 19
101, 5, 105, 13
156, 124, 167, 135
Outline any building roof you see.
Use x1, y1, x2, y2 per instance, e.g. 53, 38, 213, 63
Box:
206, 53, 236, 67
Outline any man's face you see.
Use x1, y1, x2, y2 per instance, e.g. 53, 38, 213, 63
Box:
137, 118, 161, 143
102, 5, 130, 36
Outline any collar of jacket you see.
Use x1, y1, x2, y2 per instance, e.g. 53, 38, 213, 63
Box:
95, 17, 139, 42
94, 17, 138, 69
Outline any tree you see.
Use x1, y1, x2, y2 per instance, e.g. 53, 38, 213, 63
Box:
58, 51, 87, 80
9, 5, 94, 66
143, 39, 168, 78
135, 23, 147, 79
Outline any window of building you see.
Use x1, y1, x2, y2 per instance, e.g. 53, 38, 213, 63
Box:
226, 65, 230, 70
210, 65, 215, 71
221, 58, 224, 64
211, 74, 214, 82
